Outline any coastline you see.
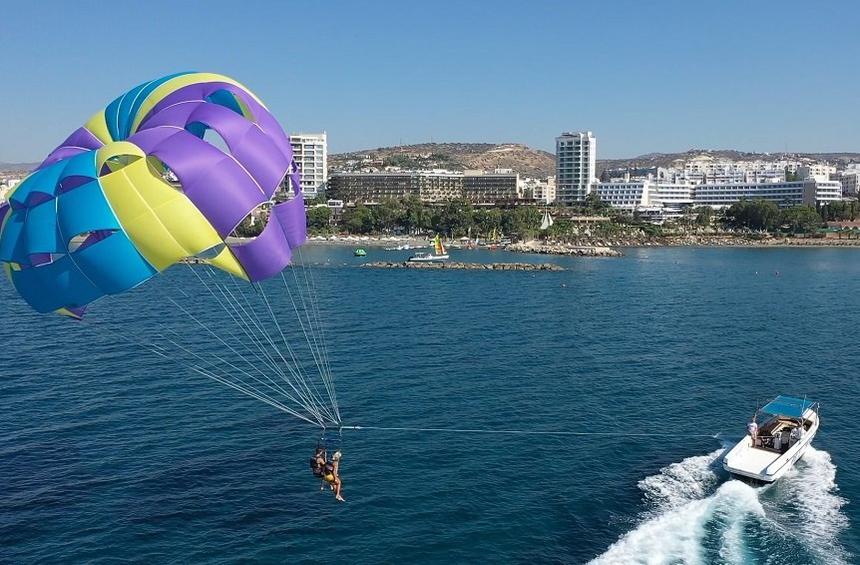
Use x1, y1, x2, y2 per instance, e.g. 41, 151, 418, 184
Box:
507, 235, 860, 255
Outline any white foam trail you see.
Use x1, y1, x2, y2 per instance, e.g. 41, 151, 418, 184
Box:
766, 446, 850, 565
638, 449, 722, 512
590, 481, 764, 565
717, 510, 747, 565
591, 446, 852, 565
591, 449, 763, 565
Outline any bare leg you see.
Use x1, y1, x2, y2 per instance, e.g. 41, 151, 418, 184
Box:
334, 479, 344, 501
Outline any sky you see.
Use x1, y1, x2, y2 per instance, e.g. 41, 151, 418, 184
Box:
2, 0, 858, 162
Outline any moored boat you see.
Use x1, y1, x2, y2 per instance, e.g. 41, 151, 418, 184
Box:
408, 234, 449, 262
722, 395, 819, 483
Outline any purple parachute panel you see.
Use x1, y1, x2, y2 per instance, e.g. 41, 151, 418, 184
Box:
39, 127, 104, 170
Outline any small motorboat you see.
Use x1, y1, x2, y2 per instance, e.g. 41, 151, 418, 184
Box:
408, 251, 449, 262
354, 248, 367, 257
408, 234, 448, 262
722, 395, 819, 483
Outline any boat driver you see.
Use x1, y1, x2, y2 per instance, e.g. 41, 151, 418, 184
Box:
790, 423, 804, 445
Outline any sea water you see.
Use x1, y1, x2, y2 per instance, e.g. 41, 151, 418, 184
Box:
0, 246, 857, 563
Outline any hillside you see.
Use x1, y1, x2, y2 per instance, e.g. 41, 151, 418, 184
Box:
0, 162, 39, 173
331, 143, 860, 180
330, 143, 556, 178
597, 149, 860, 172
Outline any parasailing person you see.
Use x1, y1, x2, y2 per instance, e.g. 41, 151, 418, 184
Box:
0, 72, 344, 497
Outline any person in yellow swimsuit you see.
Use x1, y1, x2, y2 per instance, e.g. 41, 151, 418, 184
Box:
325, 451, 344, 502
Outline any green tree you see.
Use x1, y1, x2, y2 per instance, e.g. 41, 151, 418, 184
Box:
436, 199, 474, 237
693, 206, 713, 226
779, 205, 823, 233
343, 204, 375, 234
306, 206, 332, 233
473, 208, 503, 237
725, 199, 780, 231
820, 200, 859, 222
503, 206, 541, 239
582, 192, 612, 214
234, 216, 263, 237
402, 196, 431, 234
372, 198, 404, 233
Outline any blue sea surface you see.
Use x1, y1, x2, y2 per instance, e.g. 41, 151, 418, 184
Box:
0, 246, 857, 564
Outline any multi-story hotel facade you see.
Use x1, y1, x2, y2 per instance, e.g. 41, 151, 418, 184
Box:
289, 132, 327, 198
556, 131, 596, 204
327, 170, 522, 205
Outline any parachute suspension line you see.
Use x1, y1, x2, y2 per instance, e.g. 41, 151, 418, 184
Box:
157, 323, 322, 426
186, 265, 326, 422
287, 251, 339, 423
188, 365, 321, 427
199, 267, 337, 427
82, 317, 322, 427
283, 264, 331, 412
252, 277, 340, 426
195, 265, 337, 426
221, 273, 336, 426
182, 266, 299, 395
296, 247, 339, 422
280, 268, 340, 425
341, 425, 721, 439
165, 295, 328, 427
152, 332, 322, 426
297, 247, 336, 403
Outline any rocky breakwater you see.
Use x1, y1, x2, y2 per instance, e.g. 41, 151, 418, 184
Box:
506, 241, 622, 257
362, 261, 565, 271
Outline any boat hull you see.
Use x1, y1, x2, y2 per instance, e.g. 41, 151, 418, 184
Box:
722, 409, 818, 483
408, 254, 449, 262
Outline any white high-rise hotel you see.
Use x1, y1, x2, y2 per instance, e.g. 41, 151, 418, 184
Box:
555, 131, 597, 204
289, 132, 327, 198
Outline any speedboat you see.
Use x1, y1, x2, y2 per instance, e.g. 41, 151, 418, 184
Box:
408, 251, 449, 262
408, 234, 449, 262
722, 395, 819, 483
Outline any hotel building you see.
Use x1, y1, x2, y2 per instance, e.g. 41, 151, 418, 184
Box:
692, 180, 842, 209
327, 169, 522, 205
462, 170, 521, 205
595, 177, 842, 222
595, 180, 693, 221
839, 169, 859, 196
289, 132, 327, 198
556, 131, 596, 204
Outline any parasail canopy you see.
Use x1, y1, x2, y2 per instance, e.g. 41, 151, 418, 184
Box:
0, 72, 307, 318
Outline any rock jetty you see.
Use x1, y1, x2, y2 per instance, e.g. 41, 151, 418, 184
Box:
362, 261, 564, 271
506, 241, 622, 257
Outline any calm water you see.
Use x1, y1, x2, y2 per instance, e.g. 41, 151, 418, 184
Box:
1, 246, 858, 564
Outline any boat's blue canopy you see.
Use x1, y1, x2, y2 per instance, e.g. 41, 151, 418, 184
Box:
762, 395, 815, 418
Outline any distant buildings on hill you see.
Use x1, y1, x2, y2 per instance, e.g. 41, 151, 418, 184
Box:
0, 176, 21, 203
555, 130, 855, 222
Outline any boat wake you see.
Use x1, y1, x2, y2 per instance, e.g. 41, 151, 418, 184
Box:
589, 447, 850, 565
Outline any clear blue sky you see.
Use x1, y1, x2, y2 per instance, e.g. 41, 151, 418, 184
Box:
2, 0, 858, 162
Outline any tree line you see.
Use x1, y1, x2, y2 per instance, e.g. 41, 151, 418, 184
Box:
234, 195, 858, 239
306, 194, 617, 238
724, 200, 858, 233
